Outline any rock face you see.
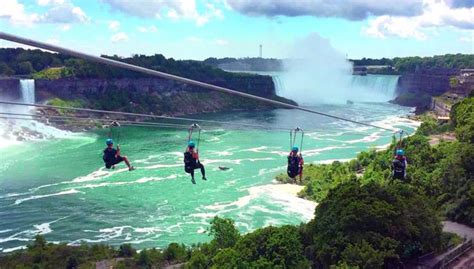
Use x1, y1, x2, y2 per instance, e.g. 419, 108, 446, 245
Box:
0, 78, 20, 100
393, 68, 459, 112
396, 68, 458, 96
29, 76, 294, 116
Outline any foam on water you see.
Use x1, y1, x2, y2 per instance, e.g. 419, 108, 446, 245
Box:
14, 189, 83, 205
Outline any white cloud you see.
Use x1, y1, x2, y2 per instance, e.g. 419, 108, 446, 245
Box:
58, 24, 71, 31
108, 20, 120, 31
196, 3, 224, 26
0, 0, 89, 26
35, 0, 89, 23
110, 32, 129, 43
215, 39, 229, 45
103, 0, 223, 26
137, 25, 158, 33
363, 0, 474, 39
37, 0, 65, 6
459, 33, 473, 43
0, 0, 39, 26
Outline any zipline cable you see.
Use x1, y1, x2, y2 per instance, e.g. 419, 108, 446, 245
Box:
0, 32, 398, 132
0, 115, 229, 131
0, 101, 291, 131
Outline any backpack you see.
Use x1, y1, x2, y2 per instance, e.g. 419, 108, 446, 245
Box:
287, 155, 300, 178
392, 159, 405, 179
184, 151, 196, 173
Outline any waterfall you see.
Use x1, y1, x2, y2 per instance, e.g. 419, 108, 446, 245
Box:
272, 72, 399, 104
19, 79, 35, 104
0, 79, 70, 147
350, 75, 399, 101
272, 75, 283, 96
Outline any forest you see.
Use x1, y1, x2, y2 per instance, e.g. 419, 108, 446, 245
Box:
1, 49, 473, 78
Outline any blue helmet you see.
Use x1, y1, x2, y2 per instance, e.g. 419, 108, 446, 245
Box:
106, 138, 113, 145
292, 146, 299, 152
188, 141, 196, 148
396, 149, 405, 156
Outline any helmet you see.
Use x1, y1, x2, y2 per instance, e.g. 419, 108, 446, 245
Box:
106, 138, 113, 145
396, 149, 405, 156
292, 146, 299, 152
188, 141, 196, 148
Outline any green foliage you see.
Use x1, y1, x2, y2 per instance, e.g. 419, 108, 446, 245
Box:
17, 61, 35, 75
118, 244, 135, 257
451, 97, 474, 143
163, 243, 188, 262
308, 181, 442, 268
392, 54, 474, 72
211, 248, 242, 269
450, 77, 459, 87
46, 98, 83, 115
209, 216, 240, 249
417, 115, 453, 135
185, 250, 208, 269
32, 67, 67, 79
0, 62, 15, 76
137, 249, 152, 268
233, 225, 308, 268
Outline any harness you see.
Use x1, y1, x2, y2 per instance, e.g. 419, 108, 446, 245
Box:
184, 124, 201, 173
287, 127, 304, 178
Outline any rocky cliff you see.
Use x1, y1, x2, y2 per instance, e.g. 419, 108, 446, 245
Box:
31, 76, 295, 116
393, 68, 459, 112
0, 78, 20, 100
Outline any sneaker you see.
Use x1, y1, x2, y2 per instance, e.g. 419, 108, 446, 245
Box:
191, 178, 196, 184
129, 166, 136, 171
202, 177, 207, 181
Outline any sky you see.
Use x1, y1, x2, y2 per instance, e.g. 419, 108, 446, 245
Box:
0, 0, 472, 60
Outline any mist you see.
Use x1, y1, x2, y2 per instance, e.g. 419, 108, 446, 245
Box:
277, 33, 397, 105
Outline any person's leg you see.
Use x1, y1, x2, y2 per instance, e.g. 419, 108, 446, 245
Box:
198, 162, 206, 180
119, 155, 135, 171
190, 168, 196, 184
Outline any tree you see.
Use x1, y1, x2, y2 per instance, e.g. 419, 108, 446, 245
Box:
0, 62, 14, 75
137, 250, 152, 268
16, 61, 35, 75
209, 216, 240, 249
451, 97, 474, 143
211, 248, 242, 269
118, 244, 135, 257
308, 181, 442, 268
164, 243, 187, 262
234, 225, 308, 268
185, 250, 208, 269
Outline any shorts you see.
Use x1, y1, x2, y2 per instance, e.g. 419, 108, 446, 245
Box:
105, 156, 124, 169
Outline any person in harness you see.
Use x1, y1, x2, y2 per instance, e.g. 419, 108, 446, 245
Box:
392, 149, 407, 180
103, 138, 135, 171
184, 141, 207, 184
287, 146, 304, 183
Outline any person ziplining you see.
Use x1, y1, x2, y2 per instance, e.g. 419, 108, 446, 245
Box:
184, 124, 207, 184
392, 130, 407, 181
287, 127, 304, 183
102, 122, 135, 171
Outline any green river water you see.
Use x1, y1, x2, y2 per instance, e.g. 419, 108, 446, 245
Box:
0, 103, 418, 252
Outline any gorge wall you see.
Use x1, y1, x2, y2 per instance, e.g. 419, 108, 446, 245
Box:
0, 75, 294, 116
393, 68, 458, 111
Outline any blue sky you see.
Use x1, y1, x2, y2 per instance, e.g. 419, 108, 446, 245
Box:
0, 0, 472, 60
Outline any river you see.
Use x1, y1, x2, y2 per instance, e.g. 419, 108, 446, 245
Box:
0, 76, 419, 252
